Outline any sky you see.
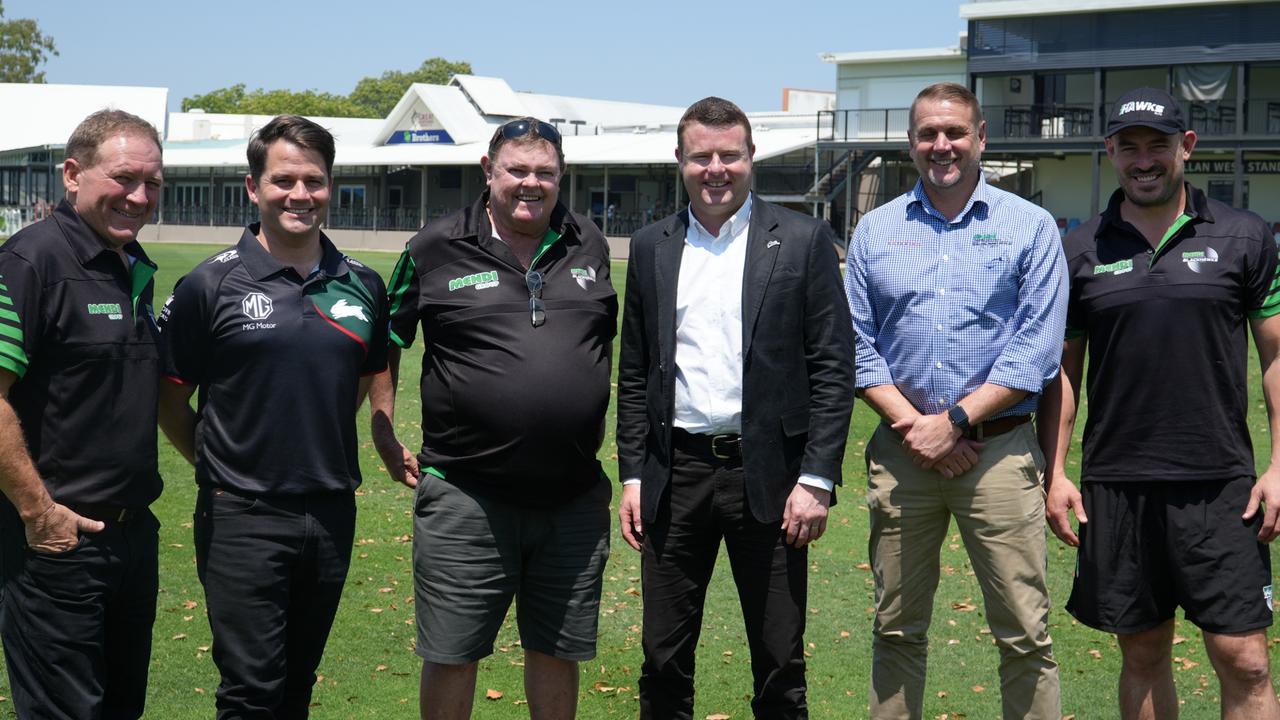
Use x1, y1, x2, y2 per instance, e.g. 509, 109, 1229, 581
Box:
8, 1, 966, 114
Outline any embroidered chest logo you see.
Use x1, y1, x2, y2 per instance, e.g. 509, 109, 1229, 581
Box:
1093, 259, 1133, 276
87, 302, 123, 320
330, 299, 368, 322
972, 233, 1011, 246
448, 271, 500, 292
1182, 247, 1219, 273
570, 266, 597, 290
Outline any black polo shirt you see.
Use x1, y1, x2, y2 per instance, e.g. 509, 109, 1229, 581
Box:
387, 192, 617, 507
1064, 184, 1280, 483
159, 226, 389, 496
0, 200, 161, 507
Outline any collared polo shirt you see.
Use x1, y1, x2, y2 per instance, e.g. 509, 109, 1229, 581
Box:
1064, 183, 1280, 482
0, 200, 161, 507
386, 193, 617, 508
159, 226, 389, 495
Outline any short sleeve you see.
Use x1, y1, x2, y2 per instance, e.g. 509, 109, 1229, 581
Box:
157, 273, 212, 385
385, 245, 420, 349
0, 252, 42, 378
1246, 224, 1280, 319
361, 270, 390, 375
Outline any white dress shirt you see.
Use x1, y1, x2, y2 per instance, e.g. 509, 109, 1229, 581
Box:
624, 194, 832, 493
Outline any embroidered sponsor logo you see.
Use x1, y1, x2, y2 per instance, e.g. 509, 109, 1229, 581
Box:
1265, 584, 1273, 612
345, 256, 366, 268
1182, 247, 1219, 273
330, 299, 368, 322
570, 266, 597, 290
241, 292, 273, 321
1093, 259, 1133, 276
448, 271, 499, 292
87, 302, 123, 320
210, 249, 238, 264
972, 233, 1011, 246
1118, 100, 1165, 117
887, 238, 923, 248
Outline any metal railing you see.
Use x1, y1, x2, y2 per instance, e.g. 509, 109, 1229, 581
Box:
817, 108, 911, 143
821, 100, 1280, 142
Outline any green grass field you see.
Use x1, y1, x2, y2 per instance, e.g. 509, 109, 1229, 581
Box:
0, 243, 1276, 719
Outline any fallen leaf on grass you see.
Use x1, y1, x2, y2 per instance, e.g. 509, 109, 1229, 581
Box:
971, 685, 984, 693
1088, 649, 1102, 659
1172, 635, 1188, 645
706, 714, 731, 720
485, 689, 503, 700
1173, 657, 1199, 671
171, 634, 187, 641
951, 601, 977, 612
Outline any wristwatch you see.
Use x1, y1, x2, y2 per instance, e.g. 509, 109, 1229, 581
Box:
946, 405, 970, 433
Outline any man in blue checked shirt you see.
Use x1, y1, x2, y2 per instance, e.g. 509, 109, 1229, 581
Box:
845, 82, 1067, 720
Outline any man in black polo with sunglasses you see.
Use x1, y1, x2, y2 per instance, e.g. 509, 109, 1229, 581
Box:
371, 116, 617, 719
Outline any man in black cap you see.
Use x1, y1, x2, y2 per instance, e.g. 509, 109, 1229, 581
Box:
1039, 87, 1280, 719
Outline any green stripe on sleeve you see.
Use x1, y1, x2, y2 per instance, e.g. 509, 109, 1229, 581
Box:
0, 323, 21, 343
386, 248, 416, 319
0, 338, 28, 371
0, 307, 18, 324
0, 353, 25, 378
389, 329, 410, 349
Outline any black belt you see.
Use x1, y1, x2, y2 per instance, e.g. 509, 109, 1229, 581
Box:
963, 414, 1032, 441
672, 428, 742, 462
64, 503, 141, 523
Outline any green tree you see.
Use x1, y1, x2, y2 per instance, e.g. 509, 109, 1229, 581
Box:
180, 57, 472, 119
0, 2, 58, 83
348, 57, 472, 117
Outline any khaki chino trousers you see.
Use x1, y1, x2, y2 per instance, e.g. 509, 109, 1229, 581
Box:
865, 422, 1061, 720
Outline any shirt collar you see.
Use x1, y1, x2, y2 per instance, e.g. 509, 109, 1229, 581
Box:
52, 199, 154, 270
907, 176, 990, 224
688, 192, 753, 243
236, 224, 348, 282
1096, 182, 1214, 240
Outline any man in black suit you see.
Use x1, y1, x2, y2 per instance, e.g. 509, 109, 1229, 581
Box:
616, 96, 856, 720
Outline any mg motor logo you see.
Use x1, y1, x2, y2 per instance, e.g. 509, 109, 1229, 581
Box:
242, 292, 274, 320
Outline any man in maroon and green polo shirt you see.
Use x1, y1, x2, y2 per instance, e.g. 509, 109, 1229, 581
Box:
159, 115, 389, 719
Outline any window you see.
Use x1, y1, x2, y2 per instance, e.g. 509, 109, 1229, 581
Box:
173, 184, 210, 207
388, 186, 404, 208
222, 184, 245, 207
338, 185, 366, 209
1207, 179, 1248, 209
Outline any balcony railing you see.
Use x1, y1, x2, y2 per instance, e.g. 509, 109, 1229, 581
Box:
821, 99, 1280, 143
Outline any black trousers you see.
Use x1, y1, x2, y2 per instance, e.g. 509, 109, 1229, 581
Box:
639, 447, 809, 720
0, 503, 159, 720
194, 487, 356, 720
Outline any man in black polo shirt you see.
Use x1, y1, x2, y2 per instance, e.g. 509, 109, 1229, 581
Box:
370, 116, 616, 719
158, 116, 389, 718
1040, 87, 1280, 720
0, 109, 164, 719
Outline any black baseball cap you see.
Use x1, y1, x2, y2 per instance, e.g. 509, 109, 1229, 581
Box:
1105, 88, 1187, 138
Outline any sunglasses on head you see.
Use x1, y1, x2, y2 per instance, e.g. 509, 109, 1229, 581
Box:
490, 119, 562, 150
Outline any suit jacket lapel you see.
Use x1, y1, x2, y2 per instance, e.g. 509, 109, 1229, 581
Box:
655, 211, 688, 364
742, 200, 782, 360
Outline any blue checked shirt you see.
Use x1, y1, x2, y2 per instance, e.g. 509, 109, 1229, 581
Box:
844, 177, 1067, 417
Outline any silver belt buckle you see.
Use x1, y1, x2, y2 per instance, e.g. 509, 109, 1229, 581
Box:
711, 434, 738, 459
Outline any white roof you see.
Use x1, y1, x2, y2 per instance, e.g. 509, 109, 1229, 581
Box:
168, 112, 382, 145
0, 83, 168, 153
449, 75, 528, 117
820, 46, 965, 65
959, 0, 1251, 19
375, 84, 495, 146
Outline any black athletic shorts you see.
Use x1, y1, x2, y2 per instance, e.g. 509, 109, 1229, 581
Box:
1067, 477, 1274, 635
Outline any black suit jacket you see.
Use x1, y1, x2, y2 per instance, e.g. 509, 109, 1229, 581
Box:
616, 199, 856, 524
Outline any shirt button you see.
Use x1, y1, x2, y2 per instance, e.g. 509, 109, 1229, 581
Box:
936, 324, 944, 331
938, 288, 946, 295
942, 255, 949, 261
939, 397, 947, 404
935, 362, 943, 369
